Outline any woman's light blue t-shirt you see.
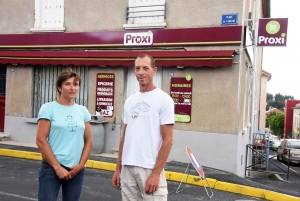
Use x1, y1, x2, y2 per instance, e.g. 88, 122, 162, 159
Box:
38, 101, 91, 167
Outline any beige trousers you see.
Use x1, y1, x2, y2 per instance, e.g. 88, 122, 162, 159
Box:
121, 165, 168, 201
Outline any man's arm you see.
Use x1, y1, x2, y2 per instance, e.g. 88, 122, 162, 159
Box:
112, 124, 127, 189
145, 124, 173, 194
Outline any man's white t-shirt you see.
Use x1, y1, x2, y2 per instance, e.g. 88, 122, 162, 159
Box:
122, 88, 175, 169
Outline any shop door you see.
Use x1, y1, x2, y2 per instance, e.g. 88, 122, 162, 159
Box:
0, 65, 6, 132
0, 96, 4, 132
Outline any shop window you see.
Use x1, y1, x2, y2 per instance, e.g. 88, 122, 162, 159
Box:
32, 65, 88, 117
123, 0, 166, 29
30, 0, 65, 32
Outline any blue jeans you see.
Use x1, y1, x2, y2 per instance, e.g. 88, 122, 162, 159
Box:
38, 160, 85, 201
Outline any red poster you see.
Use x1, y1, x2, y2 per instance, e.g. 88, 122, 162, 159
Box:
170, 76, 193, 123
95, 73, 115, 117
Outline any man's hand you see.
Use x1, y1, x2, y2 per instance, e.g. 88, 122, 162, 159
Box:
112, 170, 121, 189
145, 173, 160, 194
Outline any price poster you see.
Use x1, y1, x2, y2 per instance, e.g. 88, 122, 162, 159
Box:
170, 76, 193, 123
95, 73, 115, 117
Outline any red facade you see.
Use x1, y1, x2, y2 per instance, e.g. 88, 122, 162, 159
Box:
284, 100, 300, 138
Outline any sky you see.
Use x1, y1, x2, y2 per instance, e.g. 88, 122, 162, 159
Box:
262, 0, 300, 100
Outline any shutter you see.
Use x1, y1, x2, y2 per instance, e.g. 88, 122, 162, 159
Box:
128, 0, 165, 24
32, 0, 65, 30
33, 65, 88, 117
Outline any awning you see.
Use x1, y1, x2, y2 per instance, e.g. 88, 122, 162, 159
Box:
0, 50, 236, 67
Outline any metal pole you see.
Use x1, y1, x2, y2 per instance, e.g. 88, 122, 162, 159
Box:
245, 144, 249, 176
287, 150, 290, 180
249, 0, 260, 148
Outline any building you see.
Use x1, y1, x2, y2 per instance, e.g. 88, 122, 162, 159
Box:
266, 108, 284, 115
284, 100, 300, 139
0, 0, 270, 177
259, 70, 271, 131
292, 104, 300, 139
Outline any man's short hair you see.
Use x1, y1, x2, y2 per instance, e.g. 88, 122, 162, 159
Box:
136, 54, 156, 68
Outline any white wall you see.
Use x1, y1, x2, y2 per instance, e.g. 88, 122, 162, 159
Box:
169, 130, 238, 175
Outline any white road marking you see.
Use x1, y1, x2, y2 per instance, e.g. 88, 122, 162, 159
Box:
274, 174, 291, 183
0, 191, 37, 201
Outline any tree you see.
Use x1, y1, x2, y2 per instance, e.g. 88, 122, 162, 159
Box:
268, 113, 284, 137
266, 93, 294, 111
265, 112, 277, 128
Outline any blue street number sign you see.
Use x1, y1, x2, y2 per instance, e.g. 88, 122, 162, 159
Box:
221, 13, 238, 25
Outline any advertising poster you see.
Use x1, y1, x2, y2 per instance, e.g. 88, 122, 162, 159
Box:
170, 75, 193, 123
95, 73, 115, 117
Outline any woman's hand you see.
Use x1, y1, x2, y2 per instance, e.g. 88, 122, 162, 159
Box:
55, 166, 72, 180
69, 164, 84, 178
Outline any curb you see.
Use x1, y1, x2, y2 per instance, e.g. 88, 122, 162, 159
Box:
1, 148, 299, 201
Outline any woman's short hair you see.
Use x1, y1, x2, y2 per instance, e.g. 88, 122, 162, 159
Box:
55, 68, 81, 97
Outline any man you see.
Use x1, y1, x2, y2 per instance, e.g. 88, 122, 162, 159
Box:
112, 54, 174, 200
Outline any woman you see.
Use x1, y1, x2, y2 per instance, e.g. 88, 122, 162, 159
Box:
36, 68, 92, 201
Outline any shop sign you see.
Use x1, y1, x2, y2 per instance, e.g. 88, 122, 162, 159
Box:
95, 73, 115, 117
170, 75, 193, 123
124, 31, 153, 46
257, 18, 288, 47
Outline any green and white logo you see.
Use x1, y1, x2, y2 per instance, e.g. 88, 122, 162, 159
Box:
175, 114, 190, 122
186, 74, 192, 81
266, 20, 280, 34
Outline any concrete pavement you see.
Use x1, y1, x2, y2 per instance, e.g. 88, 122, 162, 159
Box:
0, 141, 299, 201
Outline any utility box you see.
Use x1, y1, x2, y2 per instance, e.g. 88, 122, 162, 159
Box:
90, 115, 106, 154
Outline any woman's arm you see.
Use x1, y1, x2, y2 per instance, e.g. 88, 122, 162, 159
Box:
70, 122, 92, 177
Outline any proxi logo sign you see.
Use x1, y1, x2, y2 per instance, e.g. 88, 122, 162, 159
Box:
266, 20, 280, 34
124, 31, 153, 46
257, 18, 288, 47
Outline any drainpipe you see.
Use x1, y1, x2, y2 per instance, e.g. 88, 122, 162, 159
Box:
250, 0, 260, 146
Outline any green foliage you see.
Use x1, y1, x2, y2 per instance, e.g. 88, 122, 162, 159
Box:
266, 93, 294, 111
265, 112, 277, 127
268, 113, 284, 136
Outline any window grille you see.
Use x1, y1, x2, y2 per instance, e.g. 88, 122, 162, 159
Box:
32, 65, 88, 117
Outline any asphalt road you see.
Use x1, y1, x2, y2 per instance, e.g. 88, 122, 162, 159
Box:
0, 156, 264, 201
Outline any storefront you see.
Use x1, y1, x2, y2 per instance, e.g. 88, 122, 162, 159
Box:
0, 24, 247, 175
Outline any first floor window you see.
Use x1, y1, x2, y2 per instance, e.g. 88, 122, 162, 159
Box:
30, 0, 65, 32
